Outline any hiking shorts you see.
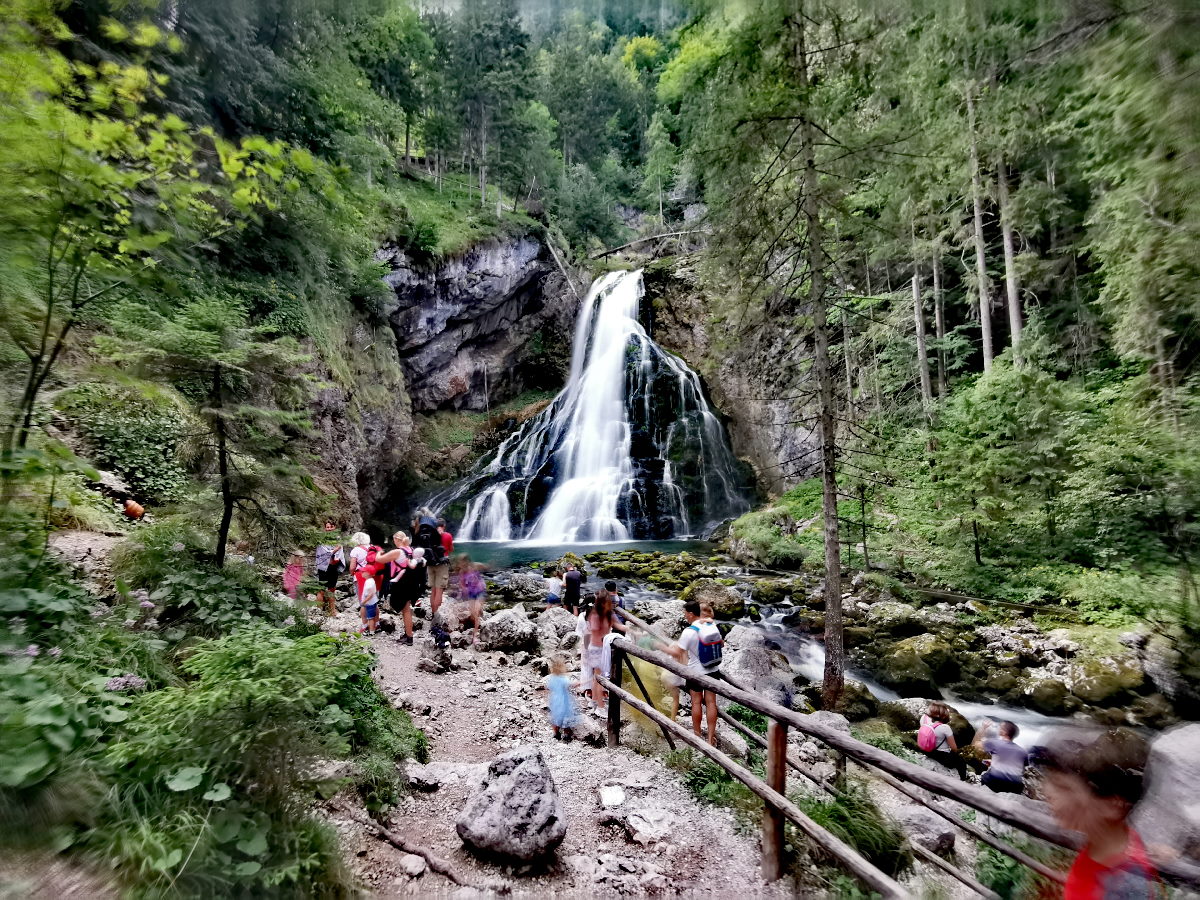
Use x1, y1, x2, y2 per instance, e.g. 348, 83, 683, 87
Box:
319, 566, 340, 590
363, 602, 379, 619
429, 564, 450, 590
685, 669, 724, 695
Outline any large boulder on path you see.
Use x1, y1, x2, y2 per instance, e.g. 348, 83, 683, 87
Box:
480, 605, 538, 651
456, 745, 567, 860
416, 636, 452, 673
497, 573, 545, 604
719, 644, 794, 707
1132, 723, 1200, 861
680, 579, 744, 619
536, 605, 577, 649
894, 806, 955, 857
433, 600, 474, 633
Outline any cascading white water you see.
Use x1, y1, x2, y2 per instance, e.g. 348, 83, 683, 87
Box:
436, 269, 748, 543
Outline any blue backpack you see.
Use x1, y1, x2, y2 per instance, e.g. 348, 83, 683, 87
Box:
690, 621, 724, 668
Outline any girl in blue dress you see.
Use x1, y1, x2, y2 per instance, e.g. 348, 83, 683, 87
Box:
546, 654, 580, 741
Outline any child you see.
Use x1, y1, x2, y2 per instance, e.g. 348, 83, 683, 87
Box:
359, 571, 381, 635
283, 550, 304, 598
1038, 729, 1161, 899
544, 567, 563, 605
546, 655, 580, 741
460, 561, 487, 645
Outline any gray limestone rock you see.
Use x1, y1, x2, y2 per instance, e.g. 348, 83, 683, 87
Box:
1132, 723, 1200, 861
895, 806, 955, 857
456, 746, 566, 861
479, 607, 538, 651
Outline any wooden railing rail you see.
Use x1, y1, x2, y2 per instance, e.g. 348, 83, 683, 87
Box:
610, 613, 1200, 892
597, 660, 911, 898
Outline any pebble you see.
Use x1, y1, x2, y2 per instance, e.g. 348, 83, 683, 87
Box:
399, 853, 427, 877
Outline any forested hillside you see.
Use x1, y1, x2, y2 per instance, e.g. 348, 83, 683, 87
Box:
2, 0, 1198, 892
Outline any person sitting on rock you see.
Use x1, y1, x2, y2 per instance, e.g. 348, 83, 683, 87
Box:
1038, 728, 1162, 899
974, 719, 1027, 794
546, 654, 580, 742
919, 701, 968, 781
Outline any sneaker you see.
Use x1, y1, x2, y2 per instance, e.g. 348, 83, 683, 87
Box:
402, 635, 414, 646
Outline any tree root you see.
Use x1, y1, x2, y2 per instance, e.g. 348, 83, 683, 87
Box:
331, 800, 507, 892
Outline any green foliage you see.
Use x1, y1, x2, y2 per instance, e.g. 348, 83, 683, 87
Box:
796, 784, 911, 878
726, 704, 769, 735
56, 383, 189, 503
976, 840, 1070, 900
664, 750, 761, 825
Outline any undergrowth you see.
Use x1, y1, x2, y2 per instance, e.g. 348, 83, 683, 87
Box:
795, 783, 911, 878
0, 525, 424, 897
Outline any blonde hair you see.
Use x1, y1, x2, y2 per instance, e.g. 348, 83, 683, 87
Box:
393, 531, 409, 545
351, 532, 370, 547
699, 602, 714, 618
549, 655, 569, 676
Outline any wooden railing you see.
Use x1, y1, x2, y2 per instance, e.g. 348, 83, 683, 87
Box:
604, 608, 1200, 897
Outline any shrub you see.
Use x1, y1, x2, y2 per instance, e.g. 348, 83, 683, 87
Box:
56, 383, 189, 503
796, 784, 911, 877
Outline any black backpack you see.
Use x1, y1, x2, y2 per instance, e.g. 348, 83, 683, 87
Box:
414, 518, 446, 566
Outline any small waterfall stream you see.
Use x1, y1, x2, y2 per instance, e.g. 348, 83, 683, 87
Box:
435, 270, 749, 543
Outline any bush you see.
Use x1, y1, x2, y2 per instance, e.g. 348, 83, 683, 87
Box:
56, 384, 189, 503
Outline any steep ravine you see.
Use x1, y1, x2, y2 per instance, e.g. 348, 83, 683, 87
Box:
309, 231, 577, 525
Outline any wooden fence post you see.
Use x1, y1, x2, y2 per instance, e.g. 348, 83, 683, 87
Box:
762, 720, 788, 881
607, 643, 624, 748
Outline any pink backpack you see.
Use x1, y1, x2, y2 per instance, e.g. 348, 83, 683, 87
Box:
917, 715, 938, 752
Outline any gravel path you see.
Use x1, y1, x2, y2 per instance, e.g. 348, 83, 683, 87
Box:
322, 607, 788, 898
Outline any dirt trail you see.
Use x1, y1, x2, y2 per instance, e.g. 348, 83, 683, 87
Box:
322, 609, 787, 898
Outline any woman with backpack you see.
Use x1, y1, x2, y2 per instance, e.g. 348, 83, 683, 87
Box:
918, 701, 969, 781
384, 531, 416, 645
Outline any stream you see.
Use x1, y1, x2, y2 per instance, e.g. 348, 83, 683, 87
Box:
460, 539, 1071, 747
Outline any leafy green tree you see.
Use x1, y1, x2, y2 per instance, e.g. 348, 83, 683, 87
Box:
100, 295, 315, 565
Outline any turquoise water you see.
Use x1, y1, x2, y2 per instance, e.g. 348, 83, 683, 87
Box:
456, 539, 717, 572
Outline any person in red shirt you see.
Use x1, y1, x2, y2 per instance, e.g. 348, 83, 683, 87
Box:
1038, 728, 1164, 900
429, 517, 454, 615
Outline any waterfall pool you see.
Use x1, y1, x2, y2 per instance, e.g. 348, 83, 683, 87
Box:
457, 539, 716, 572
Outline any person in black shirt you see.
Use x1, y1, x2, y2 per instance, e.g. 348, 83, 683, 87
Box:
563, 563, 583, 615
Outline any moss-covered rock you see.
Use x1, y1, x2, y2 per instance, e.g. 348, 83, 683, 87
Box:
892, 634, 958, 681
679, 579, 745, 619
833, 679, 879, 722
864, 601, 921, 636
1026, 678, 1071, 715
1068, 658, 1145, 705
874, 644, 940, 697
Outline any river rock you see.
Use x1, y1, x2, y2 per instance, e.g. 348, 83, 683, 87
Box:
1067, 657, 1144, 705
895, 806, 955, 857
1138, 633, 1200, 717
864, 601, 921, 635
833, 679, 879, 722
456, 746, 567, 860
1025, 677, 1072, 715
893, 634, 959, 681
807, 710, 851, 734
680, 579, 745, 619
503, 573, 546, 604
559, 632, 581, 651
480, 606, 538, 651
718, 644, 793, 707
434, 601, 475, 633
399, 853, 427, 877
874, 643, 940, 698
1132, 723, 1200, 860
722, 623, 765, 652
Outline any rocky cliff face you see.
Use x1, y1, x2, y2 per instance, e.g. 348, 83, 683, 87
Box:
643, 260, 816, 496
309, 232, 576, 525
378, 235, 576, 413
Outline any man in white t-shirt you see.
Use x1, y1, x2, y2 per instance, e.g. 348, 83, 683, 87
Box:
671, 600, 722, 745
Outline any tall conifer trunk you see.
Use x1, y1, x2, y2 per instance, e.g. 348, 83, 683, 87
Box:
997, 156, 1023, 358
794, 1, 843, 711
912, 267, 933, 410
966, 89, 995, 371
933, 250, 947, 396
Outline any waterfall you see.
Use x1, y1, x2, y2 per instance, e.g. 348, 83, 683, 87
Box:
435, 269, 749, 543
